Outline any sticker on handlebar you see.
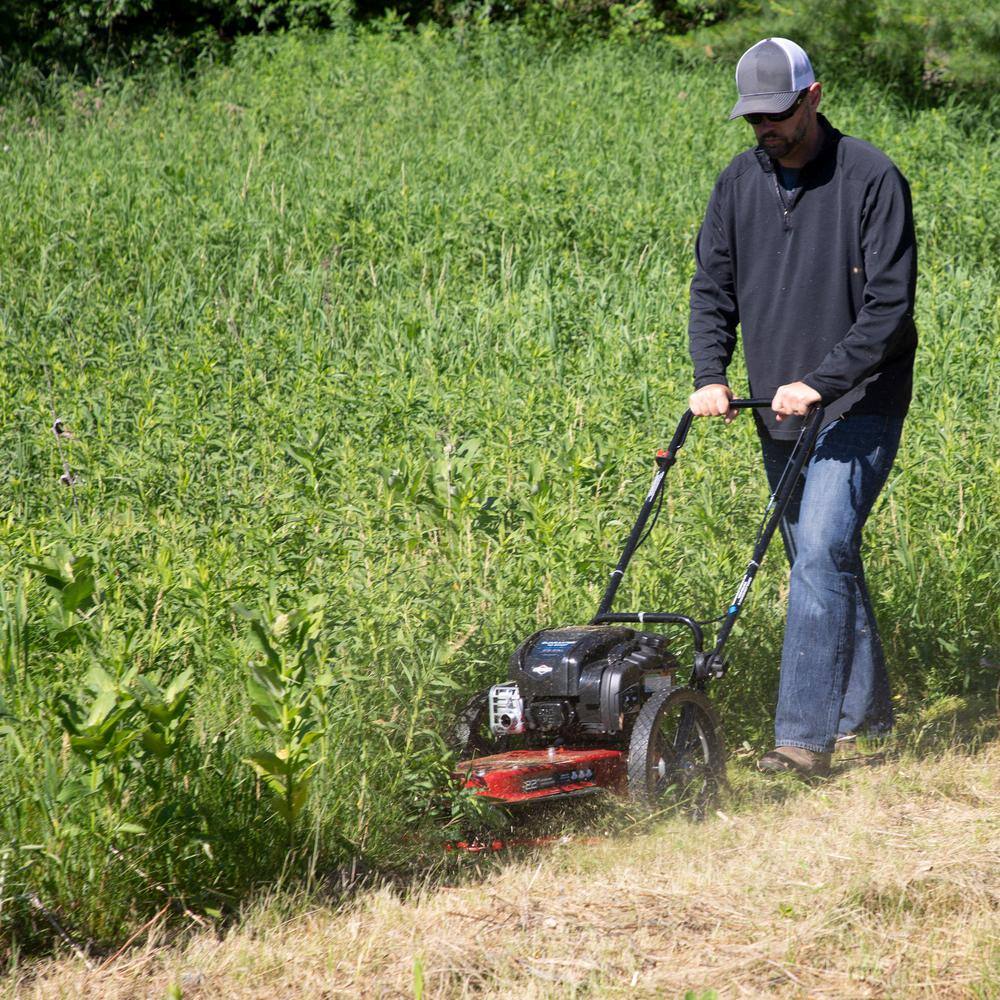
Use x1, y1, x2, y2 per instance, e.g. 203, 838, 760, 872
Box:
645, 470, 666, 504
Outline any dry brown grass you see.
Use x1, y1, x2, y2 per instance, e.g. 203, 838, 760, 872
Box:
10, 744, 1000, 999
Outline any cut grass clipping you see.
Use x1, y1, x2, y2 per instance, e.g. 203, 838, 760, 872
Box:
17, 744, 1000, 997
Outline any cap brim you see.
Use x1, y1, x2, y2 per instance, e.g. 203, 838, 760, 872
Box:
727, 90, 799, 121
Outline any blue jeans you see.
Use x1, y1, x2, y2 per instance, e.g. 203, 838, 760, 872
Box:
759, 413, 904, 753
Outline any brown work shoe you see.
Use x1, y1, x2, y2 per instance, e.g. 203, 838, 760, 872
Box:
757, 746, 832, 778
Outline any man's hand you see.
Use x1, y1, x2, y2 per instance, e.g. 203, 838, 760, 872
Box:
772, 381, 822, 422
689, 384, 738, 423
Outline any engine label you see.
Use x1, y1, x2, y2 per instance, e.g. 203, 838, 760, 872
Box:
532, 639, 576, 660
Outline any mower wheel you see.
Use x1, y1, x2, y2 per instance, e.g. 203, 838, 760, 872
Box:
452, 689, 512, 760
627, 687, 725, 818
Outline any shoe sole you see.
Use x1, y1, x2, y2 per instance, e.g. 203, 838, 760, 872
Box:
758, 750, 831, 779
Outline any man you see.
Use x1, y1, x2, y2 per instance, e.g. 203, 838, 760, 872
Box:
687, 38, 917, 777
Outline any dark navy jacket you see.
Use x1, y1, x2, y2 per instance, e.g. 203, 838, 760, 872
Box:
688, 116, 917, 439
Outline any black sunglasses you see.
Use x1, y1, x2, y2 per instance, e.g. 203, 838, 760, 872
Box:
743, 90, 809, 125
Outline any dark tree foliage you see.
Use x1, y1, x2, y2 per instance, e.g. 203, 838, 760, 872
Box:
0, 1, 995, 117
0, 0, 738, 73
0, 1, 350, 71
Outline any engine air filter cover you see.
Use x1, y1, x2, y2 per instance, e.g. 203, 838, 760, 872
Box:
510, 626, 635, 699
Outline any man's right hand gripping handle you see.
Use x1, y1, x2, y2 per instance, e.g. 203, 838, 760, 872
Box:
689, 383, 738, 423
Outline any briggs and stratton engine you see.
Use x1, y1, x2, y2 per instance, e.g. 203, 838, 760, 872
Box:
488, 626, 678, 740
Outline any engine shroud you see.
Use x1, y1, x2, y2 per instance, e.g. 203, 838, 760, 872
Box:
508, 625, 678, 737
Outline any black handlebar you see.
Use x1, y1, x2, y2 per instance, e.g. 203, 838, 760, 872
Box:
592, 400, 826, 671
728, 397, 773, 408
662, 398, 778, 468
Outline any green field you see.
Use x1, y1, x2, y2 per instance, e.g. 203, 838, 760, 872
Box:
1, 26, 998, 949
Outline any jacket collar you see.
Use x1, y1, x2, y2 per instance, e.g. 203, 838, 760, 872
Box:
753, 114, 841, 174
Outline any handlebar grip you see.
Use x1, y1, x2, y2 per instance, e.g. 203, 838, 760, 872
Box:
663, 398, 823, 463
728, 398, 773, 409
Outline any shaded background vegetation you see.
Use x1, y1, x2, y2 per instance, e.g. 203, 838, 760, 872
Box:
2, 0, 999, 101
0, 0, 997, 966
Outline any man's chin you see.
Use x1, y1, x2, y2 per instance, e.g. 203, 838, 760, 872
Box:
759, 139, 791, 159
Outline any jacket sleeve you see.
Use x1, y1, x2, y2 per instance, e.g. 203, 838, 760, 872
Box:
688, 179, 739, 389
801, 166, 917, 401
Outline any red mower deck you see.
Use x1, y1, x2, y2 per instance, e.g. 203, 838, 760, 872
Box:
454, 747, 626, 804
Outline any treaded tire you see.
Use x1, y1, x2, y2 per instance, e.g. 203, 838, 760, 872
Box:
627, 687, 725, 818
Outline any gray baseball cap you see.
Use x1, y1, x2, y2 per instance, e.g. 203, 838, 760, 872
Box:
728, 38, 815, 120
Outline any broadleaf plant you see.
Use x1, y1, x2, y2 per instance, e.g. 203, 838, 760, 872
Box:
237, 597, 334, 853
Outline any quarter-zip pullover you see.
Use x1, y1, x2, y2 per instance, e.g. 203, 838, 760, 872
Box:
688, 116, 917, 438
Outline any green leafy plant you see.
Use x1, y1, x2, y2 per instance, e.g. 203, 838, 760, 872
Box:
132, 667, 195, 761
238, 597, 335, 853
609, 1, 666, 41
54, 663, 194, 825
26, 547, 98, 650
0, 578, 30, 685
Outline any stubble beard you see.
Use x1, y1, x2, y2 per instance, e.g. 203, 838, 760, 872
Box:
758, 116, 810, 162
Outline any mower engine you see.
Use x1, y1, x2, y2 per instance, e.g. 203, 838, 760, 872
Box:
453, 625, 681, 807
495, 625, 678, 742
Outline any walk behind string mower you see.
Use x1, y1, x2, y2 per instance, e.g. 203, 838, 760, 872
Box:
451, 399, 824, 839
